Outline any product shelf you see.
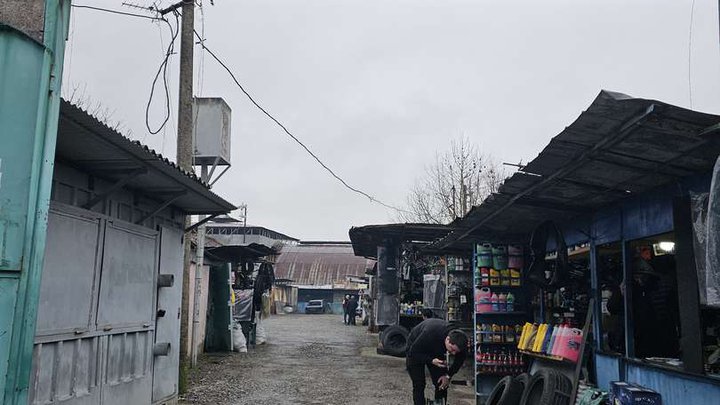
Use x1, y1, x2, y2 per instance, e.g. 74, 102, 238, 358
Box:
476, 311, 526, 316
519, 349, 576, 364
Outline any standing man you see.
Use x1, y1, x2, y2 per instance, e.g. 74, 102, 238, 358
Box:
347, 295, 359, 325
406, 318, 468, 405
342, 295, 350, 324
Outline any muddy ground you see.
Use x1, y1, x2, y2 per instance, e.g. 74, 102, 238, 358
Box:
181, 314, 476, 405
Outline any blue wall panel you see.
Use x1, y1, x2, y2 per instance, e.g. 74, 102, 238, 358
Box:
595, 353, 621, 392
625, 364, 720, 405
622, 191, 674, 241
592, 209, 622, 245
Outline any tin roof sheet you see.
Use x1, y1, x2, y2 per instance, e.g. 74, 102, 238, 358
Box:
57, 99, 235, 215
432, 90, 720, 250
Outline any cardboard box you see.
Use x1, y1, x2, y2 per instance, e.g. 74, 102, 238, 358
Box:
609, 381, 662, 405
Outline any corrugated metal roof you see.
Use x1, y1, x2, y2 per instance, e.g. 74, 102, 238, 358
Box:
57, 99, 235, 215
432, 90, 720, 250
275, 243, 375, 286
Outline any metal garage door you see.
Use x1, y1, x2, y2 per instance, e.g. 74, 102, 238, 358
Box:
31, 204, 164, 405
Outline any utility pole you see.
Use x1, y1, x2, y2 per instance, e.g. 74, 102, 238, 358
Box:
167, 0, 195, 392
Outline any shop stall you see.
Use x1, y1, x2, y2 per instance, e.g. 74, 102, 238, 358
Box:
427, 91, 720, 404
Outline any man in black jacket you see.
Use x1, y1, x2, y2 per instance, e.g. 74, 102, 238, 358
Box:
405, 318, 468, 405
347, 296, 359, 325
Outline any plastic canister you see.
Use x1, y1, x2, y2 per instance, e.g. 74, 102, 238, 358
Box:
508, 244, 524, 269
510, 268, 522, 286
506, 293, 515, 312
489, 268, 501, 286
500, 268, 511, 286
546, 326, 559, 355
498, 293, 507, 312
481, 267, 490, 286
477, 243, 493, 267
492, 245, 509, 269
490, 293, 500, 312
550, 326, 566, 356
562, 328, 584, 362
476, 287, 493, 313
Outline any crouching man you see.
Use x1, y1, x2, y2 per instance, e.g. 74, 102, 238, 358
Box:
405, 318, 468, 405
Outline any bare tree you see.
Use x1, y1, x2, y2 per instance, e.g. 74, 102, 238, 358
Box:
400, 137, 505, 224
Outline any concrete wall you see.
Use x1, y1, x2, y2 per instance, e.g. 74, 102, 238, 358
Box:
0, 0, 45, 42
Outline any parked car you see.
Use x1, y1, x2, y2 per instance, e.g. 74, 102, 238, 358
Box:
305, 299, 326, 314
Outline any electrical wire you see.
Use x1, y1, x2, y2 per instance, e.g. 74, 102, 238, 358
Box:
145, 12, 179, 135
193, 30, 410, 214
71, 4, 162, 21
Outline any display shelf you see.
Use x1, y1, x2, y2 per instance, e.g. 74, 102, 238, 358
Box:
475, 371, 523, 376
476, 311, 526, 316
520, 350, 576, 364
476, 341, 518, 346
474, 284, 523, 289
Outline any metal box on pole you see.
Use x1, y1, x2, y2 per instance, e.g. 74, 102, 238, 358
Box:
193, 97, 231, 166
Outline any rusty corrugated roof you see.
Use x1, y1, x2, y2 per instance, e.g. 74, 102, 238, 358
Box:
275, 243, 374, 286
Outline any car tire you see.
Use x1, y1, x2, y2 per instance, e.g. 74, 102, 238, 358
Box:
520, 370, 572, 405
380, 325, 409, 357
485, 375, 524, 405
514, 373, 530, 391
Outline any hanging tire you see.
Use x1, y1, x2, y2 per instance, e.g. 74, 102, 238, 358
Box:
520, 370, 573, 405
381, 325, 409, 357
485, 375, 524, 405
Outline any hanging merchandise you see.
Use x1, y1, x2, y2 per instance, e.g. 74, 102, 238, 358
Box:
527, 221, 568, 288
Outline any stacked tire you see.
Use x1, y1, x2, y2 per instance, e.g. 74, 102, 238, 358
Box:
485, 375, 524, 405
379, 325, 409, 357
485, 371, 572, 405
519, 370, 572, 405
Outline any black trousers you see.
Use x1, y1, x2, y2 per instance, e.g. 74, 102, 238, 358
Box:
343, 311, 349, 324
406, 361, 446, 405
348, 313, 356, 325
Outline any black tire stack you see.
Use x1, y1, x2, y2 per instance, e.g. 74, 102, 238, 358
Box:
485, 371, 572, 405
379, 325, 409, 357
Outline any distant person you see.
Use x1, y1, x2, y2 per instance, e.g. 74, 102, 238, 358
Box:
347, 296, 359, 325
406, 318, 468, 405
342, 295, 350, 325
422, 308, 434, 320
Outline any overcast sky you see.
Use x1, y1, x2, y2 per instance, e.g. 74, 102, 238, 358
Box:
64, 0, 720, 240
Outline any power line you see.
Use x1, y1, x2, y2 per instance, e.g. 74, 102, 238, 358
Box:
71, 4, 161, 21
193, 30, 410, 214
145, 13, 179, 135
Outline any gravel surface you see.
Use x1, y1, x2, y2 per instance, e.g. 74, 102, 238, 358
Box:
180, 314, 475, 405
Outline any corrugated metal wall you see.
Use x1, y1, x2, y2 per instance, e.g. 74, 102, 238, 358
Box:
30, 203, 183, 404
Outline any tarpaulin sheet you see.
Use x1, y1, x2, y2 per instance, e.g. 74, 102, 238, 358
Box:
706, 157, 720, 307
423, 274, 445, 309
233, 289, 254, 321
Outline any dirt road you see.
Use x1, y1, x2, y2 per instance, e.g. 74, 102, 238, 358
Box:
181, 314, 475, 405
